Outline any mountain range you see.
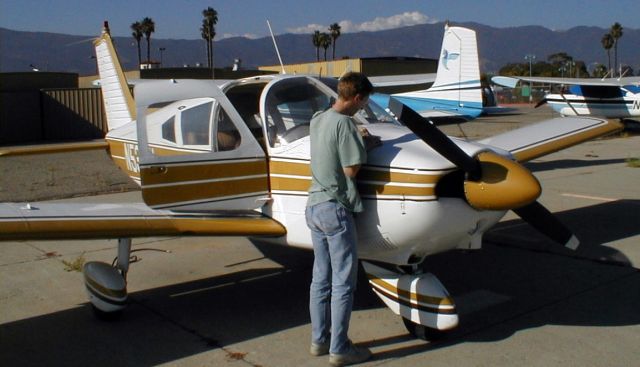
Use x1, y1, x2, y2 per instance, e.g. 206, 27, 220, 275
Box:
1, 22, 638, 76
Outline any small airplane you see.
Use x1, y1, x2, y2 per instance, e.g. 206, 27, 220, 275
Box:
492, 75, 640, 120
370, 25, 485, 122
0, 23, 623, 339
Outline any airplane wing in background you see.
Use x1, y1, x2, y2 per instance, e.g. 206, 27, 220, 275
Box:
369, 73, 436, 88
492, 75, 640, 88
476, 116, 623, 162
0, 201, 286, 240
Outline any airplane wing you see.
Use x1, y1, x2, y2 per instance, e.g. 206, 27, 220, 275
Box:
0, 140, 109, 157
493, 75, 640, 88
476, 116, 623, 162
0, 201, 286, 240
369, 73, 436, 88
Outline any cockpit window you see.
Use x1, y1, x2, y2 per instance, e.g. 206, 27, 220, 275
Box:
320, 77, 399, 125
181, 101, 212, 146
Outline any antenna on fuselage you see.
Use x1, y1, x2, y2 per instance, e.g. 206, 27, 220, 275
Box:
267, 20, 286, 74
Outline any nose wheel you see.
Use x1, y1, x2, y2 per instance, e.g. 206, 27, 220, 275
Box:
402, 317, 446, 341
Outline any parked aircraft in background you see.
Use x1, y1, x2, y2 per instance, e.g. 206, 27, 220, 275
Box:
0, 23, 623, 340
370, 25, 484, 122
492, 75, 640, 120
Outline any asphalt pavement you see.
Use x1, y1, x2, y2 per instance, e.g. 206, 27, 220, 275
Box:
1, 105, 639, 367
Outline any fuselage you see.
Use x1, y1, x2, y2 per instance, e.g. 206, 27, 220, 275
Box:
546, 86, 640, 118
103, 75, 507, 266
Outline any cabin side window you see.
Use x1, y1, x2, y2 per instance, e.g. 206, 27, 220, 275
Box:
214, 108, 241, 151
181, 102, 212, 146
161, 116, 176, 143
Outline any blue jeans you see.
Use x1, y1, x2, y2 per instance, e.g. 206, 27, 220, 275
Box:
305, 200, 358, 354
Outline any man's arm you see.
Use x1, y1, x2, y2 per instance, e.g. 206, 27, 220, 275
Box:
343, 165, 361, 178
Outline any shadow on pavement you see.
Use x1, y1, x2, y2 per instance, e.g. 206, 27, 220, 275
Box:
1, 201, 638, 365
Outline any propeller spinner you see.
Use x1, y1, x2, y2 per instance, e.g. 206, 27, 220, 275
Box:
388, 97, 579, 250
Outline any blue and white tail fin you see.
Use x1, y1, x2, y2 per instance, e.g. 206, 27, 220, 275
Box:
94, 22, 136, 131
372, 25, 483, 121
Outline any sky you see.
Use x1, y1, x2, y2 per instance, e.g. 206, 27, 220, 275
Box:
0, 0, 637, 40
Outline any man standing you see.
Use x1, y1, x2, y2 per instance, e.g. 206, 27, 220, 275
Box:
306, 72, 376, 366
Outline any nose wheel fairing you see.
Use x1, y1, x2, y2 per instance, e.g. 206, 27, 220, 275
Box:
362, 261, 459, 331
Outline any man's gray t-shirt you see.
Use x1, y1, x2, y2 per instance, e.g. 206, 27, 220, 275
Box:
307, 108, 367, 213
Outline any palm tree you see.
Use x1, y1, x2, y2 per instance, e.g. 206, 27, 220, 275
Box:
312, 31, 322, 61
610, 22, 623, 77
140, 17, 155, 63
329, 23, 341, 60
130, 21, 143, 67
201, 7, 218, 72
601, 33, 614, 77
320, 33, 332, 61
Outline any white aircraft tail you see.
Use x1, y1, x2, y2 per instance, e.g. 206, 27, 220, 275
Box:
423, 25, 482, 106
392, 25, 483, 118
94, 22, 136, 131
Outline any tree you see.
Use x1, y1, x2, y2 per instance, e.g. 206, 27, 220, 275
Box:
592, 63, 608, 78
201, 7, 218, 72
610, 22, 623, 77
329, 23, 341, 60
320, 33, 331, 61
312, 31, 322, 61
130, 21, 143, 67
601, 33, 614, 76
140, 17, 155, 63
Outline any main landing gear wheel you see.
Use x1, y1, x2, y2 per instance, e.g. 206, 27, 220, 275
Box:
402, 317, 446, 341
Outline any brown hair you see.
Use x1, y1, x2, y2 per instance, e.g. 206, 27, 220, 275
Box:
337, 72, 373, 100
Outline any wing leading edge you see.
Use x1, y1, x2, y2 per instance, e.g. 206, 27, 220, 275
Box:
0, 202, 286, 240
477, 116, 623, 162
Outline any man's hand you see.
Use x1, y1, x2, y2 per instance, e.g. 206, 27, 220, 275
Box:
360, 128, 382, 151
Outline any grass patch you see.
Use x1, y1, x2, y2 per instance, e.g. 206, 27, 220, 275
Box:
62, 253, 86, 272
626, 157, 640, 168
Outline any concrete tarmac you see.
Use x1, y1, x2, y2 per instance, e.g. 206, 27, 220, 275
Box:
1, 106, 639, 366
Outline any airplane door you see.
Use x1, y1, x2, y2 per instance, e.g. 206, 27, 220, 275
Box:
135, 80, 269, 212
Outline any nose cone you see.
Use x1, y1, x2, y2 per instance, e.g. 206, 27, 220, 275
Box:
464, 152, 541, 210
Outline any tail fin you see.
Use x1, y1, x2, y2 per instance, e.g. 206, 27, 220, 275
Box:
94, 22, 136, 131
429, 25, 482, 103
394, 25, 483, 119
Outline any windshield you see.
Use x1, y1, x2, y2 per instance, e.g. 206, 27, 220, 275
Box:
319, 77, 399, 125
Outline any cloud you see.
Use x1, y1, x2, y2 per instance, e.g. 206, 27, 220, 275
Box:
286, 11, 437, 34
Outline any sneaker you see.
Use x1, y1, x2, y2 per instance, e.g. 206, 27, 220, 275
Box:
329, 343, 371, 366
309, 341, 330, 356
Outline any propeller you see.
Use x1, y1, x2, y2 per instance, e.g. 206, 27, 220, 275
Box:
388, 97, 579, 250
534, 99, 548, 108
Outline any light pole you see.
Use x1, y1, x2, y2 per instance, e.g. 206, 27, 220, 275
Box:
159, 47, 166, 67
566, 60, 575, 78
524, 54, 536, 103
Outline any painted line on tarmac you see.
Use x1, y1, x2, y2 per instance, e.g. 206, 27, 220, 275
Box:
561, 193, 618, 202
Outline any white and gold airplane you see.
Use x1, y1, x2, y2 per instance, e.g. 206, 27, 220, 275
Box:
0, 24, 623, 339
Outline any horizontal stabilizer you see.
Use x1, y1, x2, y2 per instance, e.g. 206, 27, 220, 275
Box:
477, 117, 623, 162
0, 202, 286, 240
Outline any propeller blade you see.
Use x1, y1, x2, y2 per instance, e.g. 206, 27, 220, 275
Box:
388, 97, 482, 181
513, 201, 579, 250
534, 99, 547, 108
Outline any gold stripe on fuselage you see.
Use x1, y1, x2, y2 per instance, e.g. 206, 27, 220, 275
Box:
269, 158, 442, 200
142, 176, 269, 207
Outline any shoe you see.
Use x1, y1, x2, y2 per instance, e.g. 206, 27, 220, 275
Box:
310, 341, 330, 356
329, 343, 371, 366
